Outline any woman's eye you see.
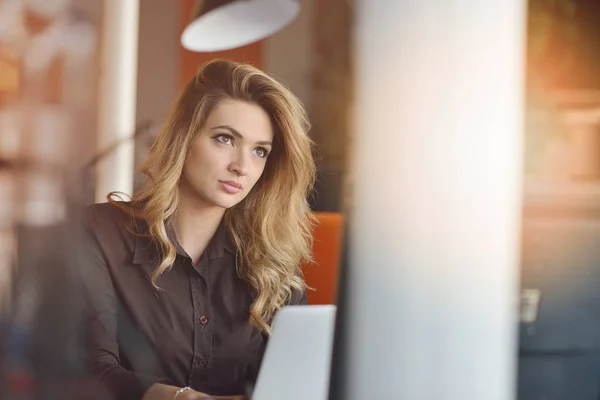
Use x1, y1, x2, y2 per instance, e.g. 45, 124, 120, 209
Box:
215, 134, 232, 145
254, 147, 269, 158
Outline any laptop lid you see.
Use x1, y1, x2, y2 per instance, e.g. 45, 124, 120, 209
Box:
252, 305, 336, 400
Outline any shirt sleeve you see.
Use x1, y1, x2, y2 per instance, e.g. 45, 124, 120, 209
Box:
79, 215, 169, 400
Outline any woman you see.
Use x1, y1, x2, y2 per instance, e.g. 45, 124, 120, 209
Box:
81, 59, 315, 400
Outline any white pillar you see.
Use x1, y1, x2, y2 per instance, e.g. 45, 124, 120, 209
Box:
96, 0, 139, 202
342, 1, 526, 399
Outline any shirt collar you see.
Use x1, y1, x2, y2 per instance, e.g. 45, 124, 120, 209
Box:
132, 217, 235, 265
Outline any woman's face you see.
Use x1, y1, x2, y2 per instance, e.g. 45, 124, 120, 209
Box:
180, 99, 274, 210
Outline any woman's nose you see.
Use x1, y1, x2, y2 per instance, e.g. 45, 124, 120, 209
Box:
229, 152, 249, 176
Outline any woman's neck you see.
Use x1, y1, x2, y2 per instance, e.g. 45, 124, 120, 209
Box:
174, 193, 225, 264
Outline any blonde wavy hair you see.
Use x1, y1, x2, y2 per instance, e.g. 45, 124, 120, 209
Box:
109, 59, 316, 334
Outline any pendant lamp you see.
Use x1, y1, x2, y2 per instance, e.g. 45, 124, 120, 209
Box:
181, 0, 300, 52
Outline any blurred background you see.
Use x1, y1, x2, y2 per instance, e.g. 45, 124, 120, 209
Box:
1, 0, 600, 399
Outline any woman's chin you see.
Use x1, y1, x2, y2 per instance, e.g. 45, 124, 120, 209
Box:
211, 194, 244, 210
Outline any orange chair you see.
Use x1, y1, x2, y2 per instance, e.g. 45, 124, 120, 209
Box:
302, 212, 344, 305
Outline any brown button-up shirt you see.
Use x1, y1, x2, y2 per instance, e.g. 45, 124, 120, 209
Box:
80, 202, 307, 400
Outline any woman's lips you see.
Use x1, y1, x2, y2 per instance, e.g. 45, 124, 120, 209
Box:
219, 181, 242, 194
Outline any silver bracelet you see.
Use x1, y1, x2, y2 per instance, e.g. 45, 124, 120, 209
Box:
173, 386, 193, 400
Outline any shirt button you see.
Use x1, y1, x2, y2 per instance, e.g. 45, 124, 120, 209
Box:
199, 315, 209, 325
198, 359, 208, 367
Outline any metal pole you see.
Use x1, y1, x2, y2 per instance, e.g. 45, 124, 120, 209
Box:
96, 0, 140, 202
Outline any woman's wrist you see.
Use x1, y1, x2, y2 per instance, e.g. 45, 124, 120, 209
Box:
142, 383, 201, 400
173, 386, 193, 400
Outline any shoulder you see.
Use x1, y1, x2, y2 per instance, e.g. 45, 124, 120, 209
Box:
85, 201, 129, 224
82, 202, 147, 264
289, 287, 308, 305
288, 271, 309, 305
83, 201, 142, 237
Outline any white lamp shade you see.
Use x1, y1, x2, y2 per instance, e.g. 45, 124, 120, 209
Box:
181, 0, 300, 52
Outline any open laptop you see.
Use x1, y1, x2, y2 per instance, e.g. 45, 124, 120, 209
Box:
251, 305, 337, 400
